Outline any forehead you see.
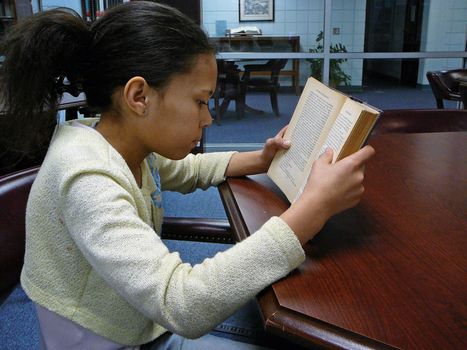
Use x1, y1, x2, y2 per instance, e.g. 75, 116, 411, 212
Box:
167, 54, 217, 92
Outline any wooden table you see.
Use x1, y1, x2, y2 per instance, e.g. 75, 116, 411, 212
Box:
210, 36, 301, 95
218, 132, 467, 349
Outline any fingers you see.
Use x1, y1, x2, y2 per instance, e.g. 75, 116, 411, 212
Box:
282, 139, 291, 148
274, 125, 290, 148
277, 124, 288, 138
266, 127, 291, 150
342, 145, 375, 167
265, 137, 287, 149
317, 147, 334, 164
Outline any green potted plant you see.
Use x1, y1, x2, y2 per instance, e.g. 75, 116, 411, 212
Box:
308, 31, 351, 87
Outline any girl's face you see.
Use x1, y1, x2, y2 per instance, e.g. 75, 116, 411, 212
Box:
140, 54, 217, 160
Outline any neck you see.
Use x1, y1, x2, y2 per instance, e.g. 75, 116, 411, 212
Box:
95, 117, 147, 185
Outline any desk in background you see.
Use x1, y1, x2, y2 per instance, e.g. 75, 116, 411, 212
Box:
219, 132, 467, 349
210, 36, 301, 95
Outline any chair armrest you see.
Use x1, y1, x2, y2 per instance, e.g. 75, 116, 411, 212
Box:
241, 64, 272, 84
161, 217, 233, 244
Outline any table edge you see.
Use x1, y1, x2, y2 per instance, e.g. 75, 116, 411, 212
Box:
218, 177, 400, 350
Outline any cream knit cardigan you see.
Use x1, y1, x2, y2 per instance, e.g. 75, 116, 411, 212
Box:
21, 119, 305, 346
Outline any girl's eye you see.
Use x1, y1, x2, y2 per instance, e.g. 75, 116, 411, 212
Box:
198, 100, 208, 106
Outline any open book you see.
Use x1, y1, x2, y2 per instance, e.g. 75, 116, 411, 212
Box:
267, 77, 380, 203
229, 26, 262, 35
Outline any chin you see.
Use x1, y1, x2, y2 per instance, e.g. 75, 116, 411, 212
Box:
159, 149, 191, 160
154, 142, 195, 160
171, 153, 190, 160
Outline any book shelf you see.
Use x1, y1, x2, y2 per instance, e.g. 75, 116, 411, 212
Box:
80, 0, 124, 22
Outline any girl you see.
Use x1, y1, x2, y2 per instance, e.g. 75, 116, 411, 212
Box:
0, 2, 374, 349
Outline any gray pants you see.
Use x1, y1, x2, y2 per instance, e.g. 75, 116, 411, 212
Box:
144, 332, 271, 350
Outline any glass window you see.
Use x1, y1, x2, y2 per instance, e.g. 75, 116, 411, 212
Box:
206, 56, 464, 150
330, 0, 467, 53
206, 58, 316, 151
342, 58, 460, 108
202, 0, 466, 149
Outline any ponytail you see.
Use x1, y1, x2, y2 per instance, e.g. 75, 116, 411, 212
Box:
0, 2, 214, 157
0, 8, 90, 154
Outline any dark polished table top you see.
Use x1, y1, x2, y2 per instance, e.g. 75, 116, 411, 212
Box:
219, 132, 467, 350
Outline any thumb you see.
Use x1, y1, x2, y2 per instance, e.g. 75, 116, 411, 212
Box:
318, 147, 334, 164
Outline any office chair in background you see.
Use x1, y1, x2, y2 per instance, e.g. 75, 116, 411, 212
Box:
426, 69, 467, 109
241, 59, 288, 117
212, 60, 244, 125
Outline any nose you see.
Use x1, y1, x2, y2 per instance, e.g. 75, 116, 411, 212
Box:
201, 106, 213, 128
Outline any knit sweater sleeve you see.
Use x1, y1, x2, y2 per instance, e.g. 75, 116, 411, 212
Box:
155, 152, 236, 193
60, 170, 305, 339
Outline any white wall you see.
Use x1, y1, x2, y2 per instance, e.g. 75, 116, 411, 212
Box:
418, 0, 466, 85
203, 0, 366, 86
204, 0, 466, 87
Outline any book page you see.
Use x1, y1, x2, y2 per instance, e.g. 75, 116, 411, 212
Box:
318, 98, 364, 162
267, 77, 346, 202
293, 99, 379, 200
319, 99, 380, 162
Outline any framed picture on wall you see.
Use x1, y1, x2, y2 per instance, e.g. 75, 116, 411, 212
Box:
239, 0, 274, 22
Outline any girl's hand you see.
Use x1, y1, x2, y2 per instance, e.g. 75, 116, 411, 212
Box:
259, 125, 291, 168
225, 125, 292, 177
281, 145, 376, 245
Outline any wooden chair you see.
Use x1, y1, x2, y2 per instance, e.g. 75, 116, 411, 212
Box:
426, 69, 467, 109
212, 60, 244, 125
372, 109, 467, 135
241, 59, 288, 117
0, 166, 232, 300
0, 167, 38, 299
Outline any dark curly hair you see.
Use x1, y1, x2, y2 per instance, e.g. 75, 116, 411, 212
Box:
0, 1, 214, 155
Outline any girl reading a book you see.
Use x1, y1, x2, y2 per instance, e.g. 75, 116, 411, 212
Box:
0, 2, 374, 349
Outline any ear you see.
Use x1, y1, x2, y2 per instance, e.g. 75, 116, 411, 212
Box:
123, 76, 151, 116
